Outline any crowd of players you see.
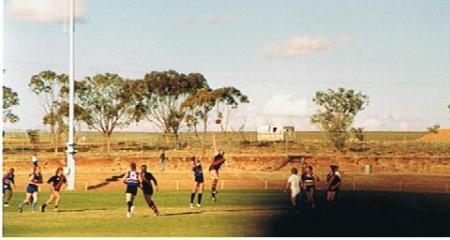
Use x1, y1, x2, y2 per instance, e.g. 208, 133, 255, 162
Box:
3, 150, 341, 217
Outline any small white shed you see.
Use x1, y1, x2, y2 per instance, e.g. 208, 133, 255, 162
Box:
257, 125, 295, 142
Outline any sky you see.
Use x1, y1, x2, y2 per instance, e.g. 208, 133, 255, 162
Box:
3, 0, 450, 132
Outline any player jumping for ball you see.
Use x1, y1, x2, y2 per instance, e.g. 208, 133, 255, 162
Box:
121, 162, 142, 218
18, 166, 43, 213
190, 157, 204, 208
41, 167, 67, 212
3, 168, 16, 207
140, 164, 160, 216
209, 149, 225, 202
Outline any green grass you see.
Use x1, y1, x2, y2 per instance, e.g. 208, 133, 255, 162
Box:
4, 189, 450, 237
3, 190, 287, 237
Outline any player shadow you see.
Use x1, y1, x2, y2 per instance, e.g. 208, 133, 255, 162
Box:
157, 211, 203, 217
57, 208, 112, 213
209, 207, 289, 213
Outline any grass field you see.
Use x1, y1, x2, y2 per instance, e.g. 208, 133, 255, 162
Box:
3, 189, 450, 237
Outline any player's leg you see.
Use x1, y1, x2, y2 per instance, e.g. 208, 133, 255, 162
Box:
310, 187, 316, 208
53, 191, 61, 210
31, 192, 39, 213
144, 194, 159, 215
190, 182, 198, 208
210, 170, 218, 200
4, 187, 12, 206
18, 192, 32, 213
41, 192, 55, 212
197, 182, 204, 207
126, 192, 133, 217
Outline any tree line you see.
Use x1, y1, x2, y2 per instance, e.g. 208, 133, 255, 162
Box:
3, 71, 450, 153
18, 70, 248, 152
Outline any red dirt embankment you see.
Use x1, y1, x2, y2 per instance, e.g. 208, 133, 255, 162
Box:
4, 155, 450, 192
421, 129, 450, 142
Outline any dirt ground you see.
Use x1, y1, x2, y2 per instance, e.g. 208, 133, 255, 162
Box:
4, 154, 450, 193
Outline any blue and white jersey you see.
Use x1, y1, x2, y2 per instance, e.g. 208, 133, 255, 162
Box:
125, 171, 140, 187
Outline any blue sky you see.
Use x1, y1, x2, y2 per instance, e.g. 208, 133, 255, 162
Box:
3, 0, 450, 131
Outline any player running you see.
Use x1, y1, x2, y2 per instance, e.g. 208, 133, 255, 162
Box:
326, 165, 342, 206
140, 164, 160, 216
3, 168, 16, 207
285, 167, 301, 213
209, 150, 225, 201
41, 167, 67, 212
301, 165, 319, 209
190, 157, 204, 208
122, 162, 142, 218
18, 166, 43, 213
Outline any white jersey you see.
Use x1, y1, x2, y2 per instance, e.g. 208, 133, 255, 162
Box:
288, 174, 301, 197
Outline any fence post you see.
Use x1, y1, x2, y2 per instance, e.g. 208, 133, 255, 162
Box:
221, 180, 225, 190
176, 180, 180, 191
264, 181, 268, 190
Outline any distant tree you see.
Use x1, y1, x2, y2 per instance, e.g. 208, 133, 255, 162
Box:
135, 70, 209, 149
29, 71, 68, 153
311, 88, 369, 152
77, 73, 141, 152
427, 124, 440, 134
26, 129, 40, 148
183, 87, 249, 150
3, 86, 20, 124
350, 127, 365, 151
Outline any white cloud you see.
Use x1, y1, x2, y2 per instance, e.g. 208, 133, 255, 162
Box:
6, 0, 86, 23
207, 15, 234, 25
399, 121, 410, 131
262, 94, 312, 117
355, 118, 382, 130
262, 37, 332, 58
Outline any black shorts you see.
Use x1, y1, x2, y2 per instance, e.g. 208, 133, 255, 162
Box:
195, 175, 204, 183
305, 185, 315, 192
126, 185, 138, 195
3, 183, 12, 194
142, 186, 153, 195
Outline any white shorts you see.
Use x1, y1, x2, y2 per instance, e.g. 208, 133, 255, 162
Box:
291, 189, 300, 198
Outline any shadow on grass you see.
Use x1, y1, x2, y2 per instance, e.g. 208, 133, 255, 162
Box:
265, 190, 450, 237
58, 208, 113, 213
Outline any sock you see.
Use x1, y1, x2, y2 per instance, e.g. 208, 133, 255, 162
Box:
148, 200, 159, 213
19, 202, 24, 208
198, 193, 203, 205
127, 201, 132, 212
32, 202, 36, 211
42, 204, 47, 210
190, 193, 196, 204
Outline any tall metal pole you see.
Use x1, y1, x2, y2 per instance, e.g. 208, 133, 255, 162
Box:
66, 0, 76, 191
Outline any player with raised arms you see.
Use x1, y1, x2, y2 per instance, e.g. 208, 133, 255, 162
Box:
121, 162, 142, 218
18, 166, 43, 213
3, 168, 16, 207
190, 157, 204, 208
41, 167, 67, 212
140, 164, 160, 216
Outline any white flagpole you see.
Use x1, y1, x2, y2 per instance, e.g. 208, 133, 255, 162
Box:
66, 0, 76, 191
